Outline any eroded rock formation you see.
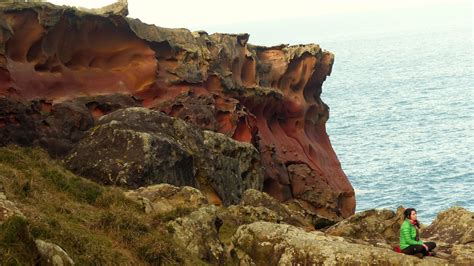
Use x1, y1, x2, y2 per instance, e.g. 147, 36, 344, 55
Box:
0, 2, 354, 218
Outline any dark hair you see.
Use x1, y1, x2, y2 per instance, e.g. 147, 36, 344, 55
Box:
404, 208, 420, 228
404, 208, 416, 219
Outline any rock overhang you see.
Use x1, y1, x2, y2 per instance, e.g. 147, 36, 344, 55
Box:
0, 1, 355, 219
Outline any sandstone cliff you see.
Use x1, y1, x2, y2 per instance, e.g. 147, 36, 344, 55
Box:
0, 1, 354, 219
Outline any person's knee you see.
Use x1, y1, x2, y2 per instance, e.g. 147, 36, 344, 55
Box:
415, 246, 423, 253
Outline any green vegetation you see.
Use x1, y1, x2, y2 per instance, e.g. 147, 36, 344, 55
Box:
0, 145, 197, 264
40, 168, 103, 204
0, 216, 39, 265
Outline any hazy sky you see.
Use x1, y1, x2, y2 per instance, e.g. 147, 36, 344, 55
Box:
49, 0, 472, 45
49, 0, 471, 27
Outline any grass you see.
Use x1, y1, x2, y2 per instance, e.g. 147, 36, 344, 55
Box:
137, 232, 184, 265
0, 216, 40, 265
0, 145, 201, 264
40, 168, 103, 204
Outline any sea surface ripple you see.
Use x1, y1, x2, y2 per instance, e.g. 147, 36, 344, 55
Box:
322, 26, 473, 223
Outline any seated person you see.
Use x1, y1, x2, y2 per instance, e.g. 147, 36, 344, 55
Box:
400, 208, 436, 258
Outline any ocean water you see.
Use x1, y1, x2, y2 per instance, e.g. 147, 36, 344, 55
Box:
322, 25, 473, 223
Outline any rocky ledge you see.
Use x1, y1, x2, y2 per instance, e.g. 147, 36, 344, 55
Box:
128, 185, 473, 265
0, 1, 353, 219
0, 151, 471, 265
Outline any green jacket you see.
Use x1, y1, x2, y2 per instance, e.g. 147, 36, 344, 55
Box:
400, 219, 423, 249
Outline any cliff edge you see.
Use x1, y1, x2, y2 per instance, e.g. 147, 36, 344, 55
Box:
0, 1, 354, 219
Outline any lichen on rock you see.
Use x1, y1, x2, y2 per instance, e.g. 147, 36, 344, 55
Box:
124, 183, 208, 214
35, 239, 75, 266
325, 207, 405, 246
167, 205, 225, 264
65, 107, 264, 205
231, 221, 446, 265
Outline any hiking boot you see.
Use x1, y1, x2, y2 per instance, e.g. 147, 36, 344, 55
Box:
414, 253, 424, 259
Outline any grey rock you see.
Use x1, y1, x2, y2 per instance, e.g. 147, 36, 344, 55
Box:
66, 107, 263, 205
124, 183, 208, 214
168, 206, 225, 264
325, 207, 404, 246
231, 221, 447, 265
422, 206, 473, 245
35, 239, 74, 266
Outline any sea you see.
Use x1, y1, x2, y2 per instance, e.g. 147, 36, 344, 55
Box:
321, 25, 473, 223
200, 6, 473, 224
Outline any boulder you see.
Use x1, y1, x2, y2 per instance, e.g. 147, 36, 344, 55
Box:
65, 107, 263, 205
217, 205, 283, 248
167, 206, 225, 264
422, 207, 473, 245
217, 190, 326, 250
325, 207, 404, 246
421, 207, 474, 264
231, 221, 447, 265
285, 198, 340, 229
124, 183, 208, 214
450, 243, 474, 265
65, 108, 195, 188
239, 189, 314, 229
201, 131, 264, 204
35, 239, 74, 266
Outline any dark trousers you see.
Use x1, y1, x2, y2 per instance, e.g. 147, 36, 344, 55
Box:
402, 242, 436, 256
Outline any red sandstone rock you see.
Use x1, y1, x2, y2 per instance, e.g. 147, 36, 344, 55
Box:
0, 2, 355, 218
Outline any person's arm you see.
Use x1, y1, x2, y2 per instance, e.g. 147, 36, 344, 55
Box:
400, 223, 424, 245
